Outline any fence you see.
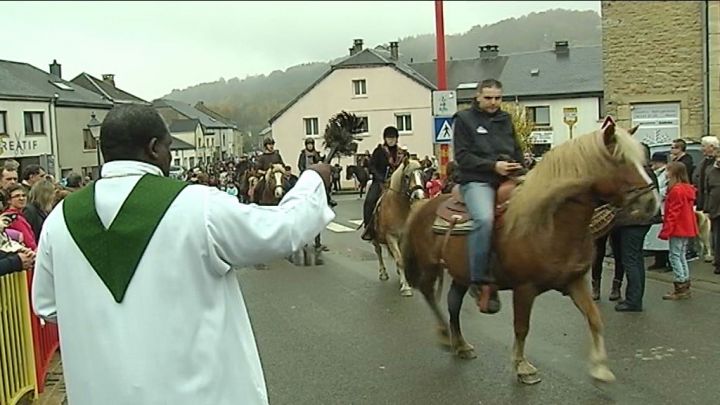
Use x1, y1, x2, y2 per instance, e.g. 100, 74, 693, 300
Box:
0, 271, 37, 405
26, 270, 59, 394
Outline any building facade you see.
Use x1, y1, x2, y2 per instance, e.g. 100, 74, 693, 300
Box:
602, 0, 717, 143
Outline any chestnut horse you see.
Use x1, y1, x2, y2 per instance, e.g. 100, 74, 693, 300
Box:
368, 157, 426, 296
252, 164, 286, 206
401, 123, 659, 384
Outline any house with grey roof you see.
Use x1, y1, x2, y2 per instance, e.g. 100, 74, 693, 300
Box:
0, 58, 113, 178
168, 119, 203, 168
269, 39, 437, 187
70, 72, 149, 105
153, 99, 238, 162
270, 39, 603, 160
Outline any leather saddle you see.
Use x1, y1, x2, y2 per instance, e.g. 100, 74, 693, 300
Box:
433, 178, 522, 235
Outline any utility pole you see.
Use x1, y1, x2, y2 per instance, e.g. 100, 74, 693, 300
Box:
434, 0, 449, 178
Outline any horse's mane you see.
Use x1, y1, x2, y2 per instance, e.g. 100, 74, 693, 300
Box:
389, 159, 422, 191
504, 127, 645, 237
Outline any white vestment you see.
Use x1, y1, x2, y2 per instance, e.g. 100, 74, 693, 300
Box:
32, 160, 335, 405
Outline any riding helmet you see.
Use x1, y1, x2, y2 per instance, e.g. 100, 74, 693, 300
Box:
383, 126, 399, 139
305, 138, 315, 145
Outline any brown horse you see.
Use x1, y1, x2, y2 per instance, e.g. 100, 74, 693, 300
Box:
369, 157, 426, 296
401, 123, 659, 384
238, 167, 260, 203
253, 164, 286, 206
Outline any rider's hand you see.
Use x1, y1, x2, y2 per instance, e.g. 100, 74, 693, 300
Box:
494, 161, 523, 176
307, 163, 333, 190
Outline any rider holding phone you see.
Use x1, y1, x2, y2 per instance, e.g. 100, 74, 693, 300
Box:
453, 79, 523, 314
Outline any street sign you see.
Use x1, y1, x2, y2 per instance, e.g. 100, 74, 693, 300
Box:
563, 107, 578, 126
433, 117, 453, 144
602, 115, 616, 129
432, 90, 457, 117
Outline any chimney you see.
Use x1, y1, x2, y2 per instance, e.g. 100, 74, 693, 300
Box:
389, 41, 399, 61
349, 38, 364, 55
554, 40, 569, 56
49, 59, 62, 78
479, 45, 499, 59
102, 74, 116, 87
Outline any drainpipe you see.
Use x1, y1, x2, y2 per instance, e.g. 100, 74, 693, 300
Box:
49, 95, 60, 177
702, 0, 710, 135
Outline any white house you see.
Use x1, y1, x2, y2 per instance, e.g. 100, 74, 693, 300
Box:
169, 119, 202, 168
269, 39, 436, 187
0, 59, 113, 178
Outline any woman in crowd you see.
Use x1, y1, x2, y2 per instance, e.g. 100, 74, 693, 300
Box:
24, 179, 55, 242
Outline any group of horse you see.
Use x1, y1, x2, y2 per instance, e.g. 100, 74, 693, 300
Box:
363, 123, 661, 386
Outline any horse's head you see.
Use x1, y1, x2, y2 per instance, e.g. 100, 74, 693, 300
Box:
266, 164, 286, 200
591, 123, 660, 221
390, 156, 426, 201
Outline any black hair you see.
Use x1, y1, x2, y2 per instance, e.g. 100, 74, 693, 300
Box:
477, 79, 503, 91
100, 104, 169, 161
672, 138, 687, 152
21, 164, 43, 181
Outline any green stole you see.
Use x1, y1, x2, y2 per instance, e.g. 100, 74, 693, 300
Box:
63, 174, 188, 303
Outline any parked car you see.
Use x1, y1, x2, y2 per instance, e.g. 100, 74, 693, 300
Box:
169, 165, 185, 179
647, 140, 703, 165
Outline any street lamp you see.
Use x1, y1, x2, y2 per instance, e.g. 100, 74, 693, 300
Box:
87, 112, 102, 178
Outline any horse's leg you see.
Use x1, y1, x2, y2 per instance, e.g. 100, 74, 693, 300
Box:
417, 270, 451, 347
373, 241, 389, 281
386, 235, 413, 297
511, 284, 541, 385
448, 280, 476, 359
566, 277, 616, 383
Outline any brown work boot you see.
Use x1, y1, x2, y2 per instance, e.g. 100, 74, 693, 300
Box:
476, 284, 501, 314
662, 282, 691, 300
609, 279, 622, 301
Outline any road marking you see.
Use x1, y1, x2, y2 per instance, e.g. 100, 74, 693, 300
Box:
348, 219, 363, 226
326, 222, 356, 233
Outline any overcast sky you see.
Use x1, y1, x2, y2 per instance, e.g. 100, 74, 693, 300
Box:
2, 1, 599, 100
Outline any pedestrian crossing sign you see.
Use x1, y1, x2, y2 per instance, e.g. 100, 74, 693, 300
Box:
433, 117, 453, 144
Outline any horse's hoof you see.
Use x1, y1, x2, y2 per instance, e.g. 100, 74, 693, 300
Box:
400, 288, 413, 297
455, 347, 477, 360
517, 373, 542, 385
590, 365, 616, 383
379, 272, 389, 281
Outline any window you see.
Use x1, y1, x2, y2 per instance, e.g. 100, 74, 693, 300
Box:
598, 96, 605, 120
357, 116, 369, 134
83, 129, 97, 150
0, 111, 6, 134
189, 157, 195, 167
395, 113, 412, 133
24, 112, 44, 134
174, 158, 181, 167
352, 79, 367, 96
525, 106, 551, 127
304, 117, 319, 136
50, 81, 74, 91
222, 133, 226, 146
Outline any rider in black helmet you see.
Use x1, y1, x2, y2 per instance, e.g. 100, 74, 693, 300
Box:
298, 137, 323, 173
360, 126, 406, 241
256, 137, 285, 174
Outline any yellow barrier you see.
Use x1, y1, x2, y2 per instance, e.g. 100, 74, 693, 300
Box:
0, 271, 37, 405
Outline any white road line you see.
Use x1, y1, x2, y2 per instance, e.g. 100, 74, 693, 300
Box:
348, 219, 363, 226
326, 222, 356, 233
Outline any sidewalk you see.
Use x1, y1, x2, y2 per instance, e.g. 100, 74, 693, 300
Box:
601, 255, 720, 293
32, 353, 66, 405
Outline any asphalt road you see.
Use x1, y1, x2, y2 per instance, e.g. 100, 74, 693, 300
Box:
237, 195, 719, 405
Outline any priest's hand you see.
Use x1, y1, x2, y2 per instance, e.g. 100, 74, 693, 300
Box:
307, 163, 333, 190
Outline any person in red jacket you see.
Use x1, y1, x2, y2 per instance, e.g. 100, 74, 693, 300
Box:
659, 161, 698, 300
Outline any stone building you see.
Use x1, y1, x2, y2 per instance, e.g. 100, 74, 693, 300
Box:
602, 0, 719, 143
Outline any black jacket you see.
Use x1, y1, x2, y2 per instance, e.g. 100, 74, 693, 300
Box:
369, 144, 405, 181
676, 153, 695, 184
23, 202, 47, 241
297, 149, 323, 173
452, 105, 523, 186
256, 150, 285, 171
0, 250, 23, 277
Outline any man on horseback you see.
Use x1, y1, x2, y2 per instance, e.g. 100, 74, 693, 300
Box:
256, 137, 285, 173
454, 79, 523, 314
361, 126, 406, 241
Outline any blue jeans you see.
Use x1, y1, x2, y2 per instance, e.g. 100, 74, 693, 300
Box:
616, 225, 650, 309
668, 237, 691, 283
460, 182, 496, 284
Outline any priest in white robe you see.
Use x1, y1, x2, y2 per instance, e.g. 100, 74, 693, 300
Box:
32, 104, 335, 405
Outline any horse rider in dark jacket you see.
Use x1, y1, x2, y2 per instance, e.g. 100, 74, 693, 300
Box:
297, 137, 332, 250
454, 79, 523, 314
255, 137, 285, 173
361, 126, 407, 241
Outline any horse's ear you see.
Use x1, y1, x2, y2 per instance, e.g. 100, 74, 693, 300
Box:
628, 125, 640, 135
402, 154, 410, 166
602, 122, 616, 146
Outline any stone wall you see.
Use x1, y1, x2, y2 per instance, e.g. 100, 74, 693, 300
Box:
602, 1, 705, 139
709, 0, 720, 136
